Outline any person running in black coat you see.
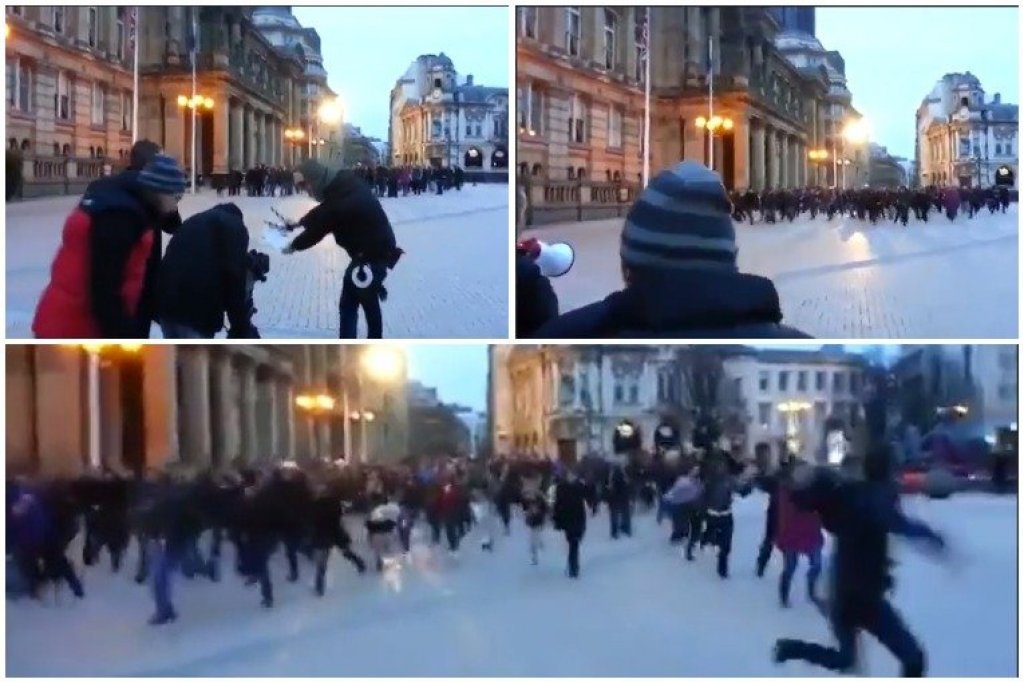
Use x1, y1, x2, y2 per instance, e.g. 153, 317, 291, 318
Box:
774, 447, 946, 676
754, 442, 783, 577
553, 469, 588, 579
309, 483, 366, 595
157, 203, 256, 338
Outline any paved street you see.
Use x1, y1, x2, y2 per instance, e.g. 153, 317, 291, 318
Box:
522, 206, 1019, 339
6, 185, 509, 339
6, 494, 1016, 676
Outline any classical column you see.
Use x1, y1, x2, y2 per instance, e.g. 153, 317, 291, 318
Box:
255, 367, 279, 461
779, 134, 789, 189
214, 94, 230, 175
178, 347, 212, 466
229, 101, 243, 172
211, 351, 241, 466
5, 347, 36, 473
239, 358, 258, 460
143, 347, 180, 469
735, 116, 751, 192
278, 378, 295, 460
33, 347, 87, 477
258, 112, 267, 165
766, 125, 778, 189
751, 121, 765, 191
245, 106, 256, 169
99, 364, 123, 468
165, 98, 186, 166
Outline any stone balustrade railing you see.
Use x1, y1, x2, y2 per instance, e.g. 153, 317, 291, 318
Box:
518, 176, 642, 226
9, 155, 128, 199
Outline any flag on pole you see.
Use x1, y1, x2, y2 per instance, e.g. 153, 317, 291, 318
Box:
127, 7, 137, 51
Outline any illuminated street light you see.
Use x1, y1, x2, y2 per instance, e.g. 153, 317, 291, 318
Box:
318, 99, 342, 125
695, 115, 734, 134
177, 94, 214, 110
362, 345, 404, 382
842, 119, 870, 145
808, 149, 830, 162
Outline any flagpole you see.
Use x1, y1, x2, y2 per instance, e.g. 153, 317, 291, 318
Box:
641, 8, 651, 188
190, 9, 197, 194
708, 36, 714, 172
131, 7, 139, 144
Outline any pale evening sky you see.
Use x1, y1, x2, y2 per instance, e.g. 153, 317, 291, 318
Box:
816, 6, 1019, 160
291, 6, 509, 141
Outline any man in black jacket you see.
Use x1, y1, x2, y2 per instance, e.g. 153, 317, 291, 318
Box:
157, 203, 255, 338
527, 162, 810, 339
284, 160, 403, 338
553, 468, 588, 578
774, 447, 945, 676
754, 442, 782, 577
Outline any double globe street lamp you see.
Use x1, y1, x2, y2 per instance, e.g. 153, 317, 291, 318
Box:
695, 115, 734, 172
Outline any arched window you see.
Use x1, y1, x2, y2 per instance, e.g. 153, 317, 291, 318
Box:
567, 167, 575, 180
96, 147, 104, 158
518, 162, 528, 176
613, 170, 621, 181
605, 169, 612, 181
577, 167, 587, 179
20, 139, 30, 152
62, 143, 71, 157
53, 142, 60, 156
531, 163, 542, 177
8, 138, 17, 150
89, 146, 96, 158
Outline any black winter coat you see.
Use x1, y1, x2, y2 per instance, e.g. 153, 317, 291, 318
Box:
532, 269, 810, 339
553, 480, 588, 537
157, 203, 251, 337
291, 172, 398, 264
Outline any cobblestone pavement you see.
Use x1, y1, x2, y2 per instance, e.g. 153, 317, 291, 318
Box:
521, 205, 1019, 339
6, 185, 510, 339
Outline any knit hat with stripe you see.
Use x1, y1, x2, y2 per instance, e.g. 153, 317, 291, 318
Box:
620, 161, 736, 271
137, 154, 187, 195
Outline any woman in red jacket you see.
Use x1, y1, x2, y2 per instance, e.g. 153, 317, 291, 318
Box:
775, 458, 825, 608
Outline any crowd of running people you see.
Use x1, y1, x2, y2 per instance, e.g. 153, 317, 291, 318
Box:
730, 185, 1014, 225
8, 422, 948, 675
205, 164, 472, 200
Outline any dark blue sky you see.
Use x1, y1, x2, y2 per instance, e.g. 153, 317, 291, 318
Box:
816, 6, 1019, 159
292, 7, 509, 140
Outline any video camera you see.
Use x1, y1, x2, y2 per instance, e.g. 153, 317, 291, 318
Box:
231, 249, 270, 339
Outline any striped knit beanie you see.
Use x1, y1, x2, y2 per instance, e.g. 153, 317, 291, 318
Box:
137, 154, 187, 195
620, 161, 737, 271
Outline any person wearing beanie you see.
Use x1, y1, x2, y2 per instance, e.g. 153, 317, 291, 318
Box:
33, 154, 186, 338
525, 161, 810, 339
156, 203, 257, 338
282, 159, 403, 338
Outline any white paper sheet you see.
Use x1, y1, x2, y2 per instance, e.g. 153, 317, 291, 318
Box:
262, 226, 292, 253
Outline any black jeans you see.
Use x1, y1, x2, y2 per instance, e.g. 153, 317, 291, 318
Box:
444, 520, 462, 552
757, 512, 776, 576
781, 595, 925, 676
608, 499, 631, 538
339, 260, 386, 339
565, 532, 582, 577
704, 513, 734, 577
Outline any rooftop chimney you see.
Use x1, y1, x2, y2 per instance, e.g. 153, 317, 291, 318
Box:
466, 74, 474, 86
993, 93, 1001, 104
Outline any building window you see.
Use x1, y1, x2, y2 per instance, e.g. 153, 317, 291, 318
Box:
518, 6, 537, 39
116, 12, 125, 60
91, 83, 105, 126
8, 58, 32, 113
816, 371, 825, 391
569, 94, 587, 144
603, 9, 618, 70
121, 91, 131, 131
559, 372, 575, 407
778, 371, 789, 392
833, 371, 846, 393
797, 371, 807, 391
465, 125, 472, 138
87, 7, 98, 48
53, 6, 64, 33
614, 383, 624, 404
517, 82, 543, 135
608, 106, 622, 149
759, 371, 769, 392
565, 7, 581, 57
55, 70, 71, 121
475, 124, 482, 137
628, 383, 639, 404
850, 372, 860, 394
634, 8, 648, 83
995, 143, 1003, 156
758, 403, 771, 427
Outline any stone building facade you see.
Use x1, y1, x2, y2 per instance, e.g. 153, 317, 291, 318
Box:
5, 345, 409, 476
5, 6, 330, 197
389, 53, 509, 174
515, 7, 838, 194
6, 6, 138, 196
490, 345, 868, 462
916, 72, 1018, 188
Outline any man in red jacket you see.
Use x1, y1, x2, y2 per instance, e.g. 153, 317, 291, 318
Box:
33, 155, 186, 338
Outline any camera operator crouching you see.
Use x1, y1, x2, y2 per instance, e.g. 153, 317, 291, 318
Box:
283, 160, 404, 339
156, 203, 263, 338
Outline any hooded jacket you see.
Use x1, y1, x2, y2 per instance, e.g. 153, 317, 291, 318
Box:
531, 269, 811, 339
292, 160, 398, 263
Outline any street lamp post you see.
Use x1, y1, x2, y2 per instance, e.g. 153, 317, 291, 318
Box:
177, 94, 214, 193
777, 400, 812, 456
284, 128, 306, 167
841, 119, 870, 189
808, 149, 829, 187
67, 344, 144, 470
352, 345, 404, 464
695, 115, 734, 173
294, 391, 337, 460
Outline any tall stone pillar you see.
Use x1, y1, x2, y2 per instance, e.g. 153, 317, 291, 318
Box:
214, 95, 230, 174
779, 134, 789, 188
34, 347, 87, 477
735, 116, 751, 191
239, 359, 258, 460
245, 106, 256, 169
5, 346, 37, 474
211, 351, 241, 466
766, 126, 778, 189
143, 347, 179, 469
178, 347, 212, 466
256, 113, 265, 165
99, 364, 123, 469
165, 102, 186, 166
277, 378, 294, 460
229, 101, 243, 172
255, 368, 279, 461
751, 121, 765, 191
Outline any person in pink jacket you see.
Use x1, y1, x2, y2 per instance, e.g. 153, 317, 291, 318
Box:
775, 459, 824, 608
